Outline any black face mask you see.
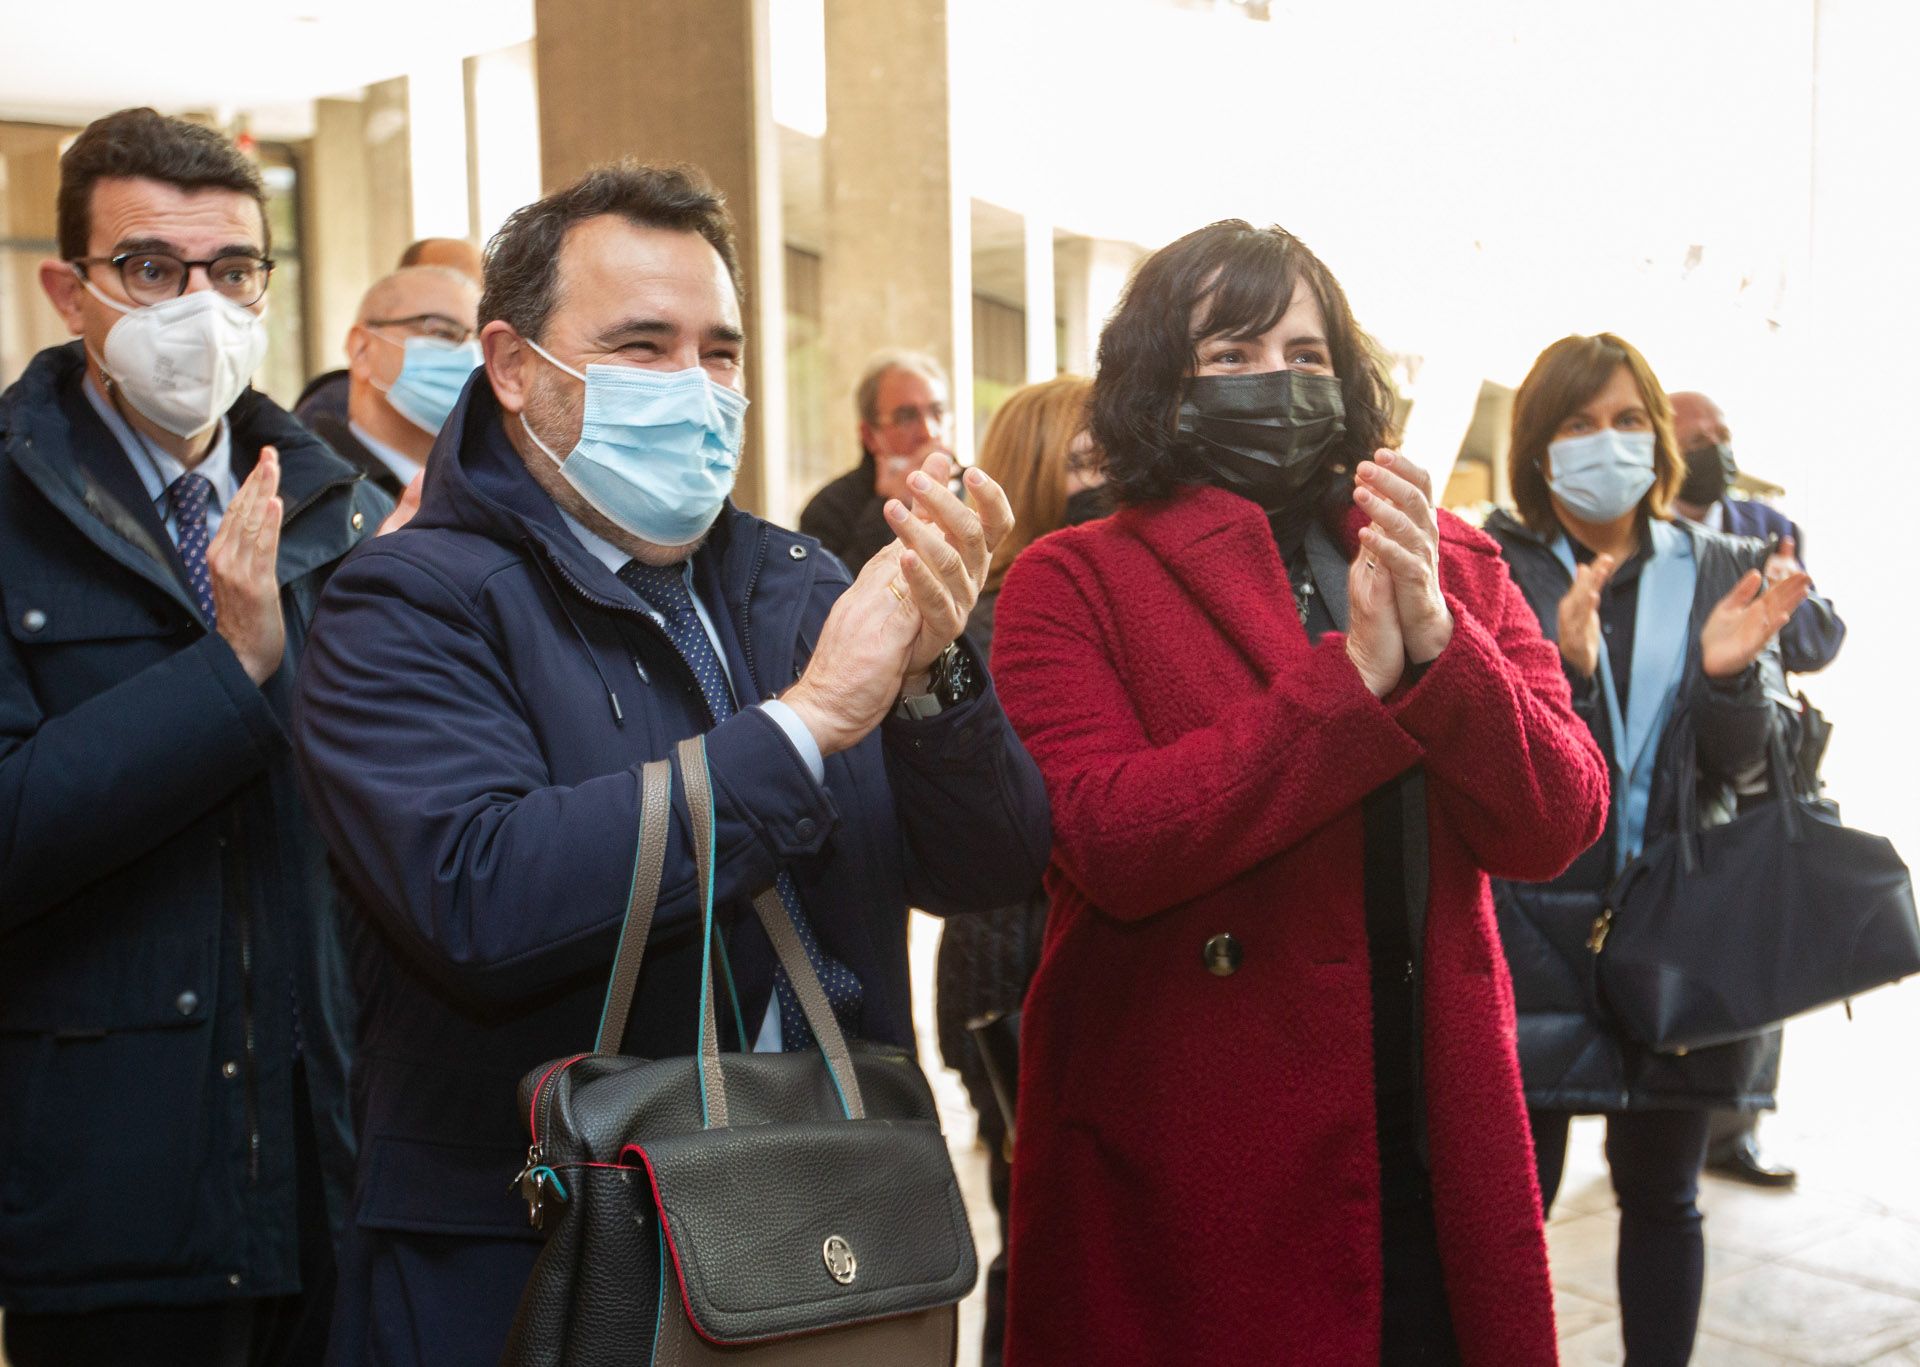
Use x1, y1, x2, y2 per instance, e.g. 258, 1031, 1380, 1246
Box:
1679, 441, 1738, 506
1176, 369, 1348, 512
1062, 485, 1112, 526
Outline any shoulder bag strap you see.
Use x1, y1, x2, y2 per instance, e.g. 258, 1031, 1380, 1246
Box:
675, 737, 732, 1129
594, 758, 676, 1055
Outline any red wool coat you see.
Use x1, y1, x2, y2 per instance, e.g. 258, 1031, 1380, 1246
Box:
991, 485, 1608, 1366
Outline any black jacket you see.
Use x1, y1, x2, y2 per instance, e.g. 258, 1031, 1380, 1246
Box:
798, 455, 893, 576
0, 342, 390, 1312
306, 412, 409, 500
290, 377, 1051, 1364
1486, 509, 1790, 1112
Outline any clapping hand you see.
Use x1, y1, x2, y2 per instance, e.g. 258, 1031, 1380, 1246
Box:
1346, 552, 1405, 699
1555, 554, 1620, 679
884, 451, 1015, 683
208, 446, 287, 685
1700, 567, 1812, 679
1353, 449, 1454, 664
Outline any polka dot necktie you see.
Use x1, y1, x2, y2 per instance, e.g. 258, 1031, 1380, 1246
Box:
167, 473, 217, 626
616, 559, 862, 1052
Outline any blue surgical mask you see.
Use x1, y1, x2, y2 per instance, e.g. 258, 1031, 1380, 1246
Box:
1547, 428, 1657, 523
521, 339, 748, 547
373, 333, 483, 434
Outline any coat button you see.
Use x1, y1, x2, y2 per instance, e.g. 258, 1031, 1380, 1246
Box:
795, 817, 818, 842
20, 609, 46, 633
174, 990, 200, 1016
351, 510, 366, 531
1202, 933, 1242, 977
788, 544, 808, 560
222, 1060, 239, 1079
228, 1273, 242, 1288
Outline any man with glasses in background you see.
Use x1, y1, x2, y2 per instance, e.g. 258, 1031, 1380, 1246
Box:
800, 349, 955, 574
0, 107, 391, 1367
303, 267, 482, 502
293, 238, 484, 428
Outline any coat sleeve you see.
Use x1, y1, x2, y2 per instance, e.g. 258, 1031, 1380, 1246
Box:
990, 543, 1426, 922
1691, 654, 1789, 792
1387, 563, 1611, 882
0, 628, 284, 931
879, 633, 1052, 915
1777, 520, 1846, 673
291, 546, 843, 1006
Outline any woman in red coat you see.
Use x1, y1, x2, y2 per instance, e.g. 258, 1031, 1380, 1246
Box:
991, 220, 1610, 1366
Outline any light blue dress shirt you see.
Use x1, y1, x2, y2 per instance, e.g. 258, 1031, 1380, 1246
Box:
348, 420, 424, 490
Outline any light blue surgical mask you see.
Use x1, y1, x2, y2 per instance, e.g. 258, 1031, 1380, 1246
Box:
373, 333, 484, 434
1547, 428, 1657, 523
521, 339, 748, 547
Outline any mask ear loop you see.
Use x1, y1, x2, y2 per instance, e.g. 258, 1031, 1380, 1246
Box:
516, 334, 590, 468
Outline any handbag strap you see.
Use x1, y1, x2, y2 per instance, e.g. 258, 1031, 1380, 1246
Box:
676, 736, 868, 1125
749, 888, 867, 1120
594, 758, 675, 1054
590, 737, 869, 1129
677, 738, 732, 1130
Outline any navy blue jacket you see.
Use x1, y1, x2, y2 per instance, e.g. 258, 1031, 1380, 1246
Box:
1714, 496, 1846, 674
0, 342, 388, 1313
290, 377, 1050, 1365
1486, 509, 1790, 1113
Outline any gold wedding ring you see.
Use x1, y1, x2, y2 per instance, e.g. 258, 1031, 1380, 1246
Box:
887, 579, 910, 606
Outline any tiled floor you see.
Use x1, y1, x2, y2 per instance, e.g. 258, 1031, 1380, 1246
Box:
912, 912, 1920, 1365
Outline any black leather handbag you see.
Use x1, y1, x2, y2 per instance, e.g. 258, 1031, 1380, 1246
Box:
500, 737, 976, 1366
1590, 713, 1920, 1054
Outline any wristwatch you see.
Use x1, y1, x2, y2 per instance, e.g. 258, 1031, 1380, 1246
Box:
895, 642, 978, 719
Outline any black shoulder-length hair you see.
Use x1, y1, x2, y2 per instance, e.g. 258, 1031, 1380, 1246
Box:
1091, 219, 1396, 509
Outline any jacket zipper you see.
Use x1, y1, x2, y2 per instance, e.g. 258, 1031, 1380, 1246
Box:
737, 527, 770, 694
232, 816, 262, 1184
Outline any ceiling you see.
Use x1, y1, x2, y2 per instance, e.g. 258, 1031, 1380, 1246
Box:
0, 0, 534, 137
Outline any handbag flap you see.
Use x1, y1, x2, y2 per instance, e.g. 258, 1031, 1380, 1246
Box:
627, 1117, 976, 1345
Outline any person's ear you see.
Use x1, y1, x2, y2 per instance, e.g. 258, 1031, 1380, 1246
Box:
345, 325, 372, 380
38, 259, 88, 335
482, 320, 532, 415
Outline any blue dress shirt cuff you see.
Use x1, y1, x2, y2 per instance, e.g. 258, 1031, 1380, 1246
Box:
759, 699, 826, 786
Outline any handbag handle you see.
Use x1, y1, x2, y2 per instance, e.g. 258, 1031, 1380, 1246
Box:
591, 741, 869, 1125
1671, 682, 1803, 874
594, 758, 676, 1054
678, 737, 866, 1125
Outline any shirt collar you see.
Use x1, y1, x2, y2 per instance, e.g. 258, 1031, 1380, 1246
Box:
82, 373, 235, 512
557, 507, 634, 575
348, 419, 424, 489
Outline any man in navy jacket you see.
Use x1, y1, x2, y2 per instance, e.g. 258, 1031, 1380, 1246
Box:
1670, 391, 1845, 676
0, 109, 391, 1367
291, 163, 1051, 1366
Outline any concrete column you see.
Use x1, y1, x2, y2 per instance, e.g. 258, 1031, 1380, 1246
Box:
0, 130, 68, 383
821, 0, 973, 462
1022, 214, 1058, 382
533, 0, 788, 521
362, 77, 415, 280
300, 98, 374, 374
1056, 236, 1144, 377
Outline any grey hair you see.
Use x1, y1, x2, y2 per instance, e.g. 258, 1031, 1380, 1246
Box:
854, 349, 950, 425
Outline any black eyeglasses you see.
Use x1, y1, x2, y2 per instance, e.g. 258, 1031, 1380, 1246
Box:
71, 251, 275, 308
366, 313, 476, 346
